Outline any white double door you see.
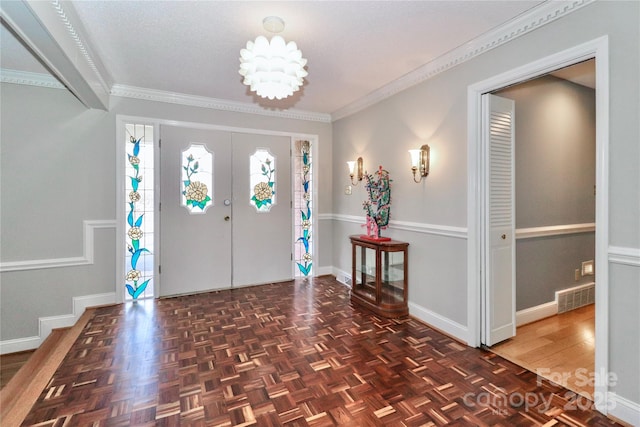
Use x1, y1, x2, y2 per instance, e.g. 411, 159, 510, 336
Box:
159, 126, 292, 297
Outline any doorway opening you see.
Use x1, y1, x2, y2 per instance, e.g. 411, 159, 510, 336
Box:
117, 117, 318, 302
489, 60, 596, 397
467, 36, 609, 413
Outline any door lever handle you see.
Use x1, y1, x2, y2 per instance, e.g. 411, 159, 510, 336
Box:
224, 216, 230, 221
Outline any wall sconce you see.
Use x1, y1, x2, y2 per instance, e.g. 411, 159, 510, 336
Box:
347, 157, 364, 185
408, 144, 430, 183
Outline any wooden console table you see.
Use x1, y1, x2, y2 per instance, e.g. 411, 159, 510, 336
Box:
350, 235, 409, 318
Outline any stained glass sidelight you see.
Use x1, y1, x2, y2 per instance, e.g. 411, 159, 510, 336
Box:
249, 148, 276, 212
294, 140, 312, 277
124, 124, 154, 300
181, 144, 213, 213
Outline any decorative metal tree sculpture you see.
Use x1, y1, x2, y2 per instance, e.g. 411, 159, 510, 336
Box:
362, 166, 391, 241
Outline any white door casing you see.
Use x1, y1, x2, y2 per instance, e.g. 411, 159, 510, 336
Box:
466, 37, 608, 414
482, 94, 516, 346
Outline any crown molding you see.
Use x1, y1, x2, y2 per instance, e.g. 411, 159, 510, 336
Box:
3, 0, 592, 122
0, 69, 65, 89
48, 0, 112, 92
1, 0, 111, 109
331, 0, 594, 121
110, 84, 332, 123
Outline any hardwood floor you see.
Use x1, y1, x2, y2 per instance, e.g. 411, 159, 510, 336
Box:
17, 277, 621, 426
491, 305, 595, 398
0, 350, 35, 389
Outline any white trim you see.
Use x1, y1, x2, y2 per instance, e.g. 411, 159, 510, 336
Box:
331, 0, 594, 121
333, 267, 351, 287
313, 266, 334, 276
467, 36, 610, 412
409, 302, 469, 344
116, 115, 321, 301
47, 0, 112, 93
0, 292, 116, 355
609, 246, 640, 267
0, 336, 41, 355
3, 1, 592, 122
317, 213, 333, 221
0, 220, 116, 272
516, 301, 558, 327
111, 84, 331, 123
331, 214, 468, 239
608, 393, 640, 427
0, 69, 65, 89
516, 223, 595, 239
40, 292, 116, 346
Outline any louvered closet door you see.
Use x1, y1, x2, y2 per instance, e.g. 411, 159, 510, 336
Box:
483, 94, 516, 346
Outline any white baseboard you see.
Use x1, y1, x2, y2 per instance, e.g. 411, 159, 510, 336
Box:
0, 336, 43, 354
609, 393, 640, 427
409, 302, 469, 344
516, 301, 558, 327
314, 266, 334, 276
328, 268, 469, 343
0, 292, 116, 355
333, 267, 351, 287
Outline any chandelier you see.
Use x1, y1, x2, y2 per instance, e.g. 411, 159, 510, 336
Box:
239, 16, 308, 100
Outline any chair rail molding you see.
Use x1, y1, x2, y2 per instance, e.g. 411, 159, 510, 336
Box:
0, 220, 116, 272
516, 223, 596, 239
608, 246, 640, 267
330, 213, 467, 239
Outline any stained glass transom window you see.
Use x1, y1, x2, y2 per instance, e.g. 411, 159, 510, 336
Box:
250, 148, 276, 212
294, 140, 312, 277
181, 144, 213, 213
124, 124, 154, 300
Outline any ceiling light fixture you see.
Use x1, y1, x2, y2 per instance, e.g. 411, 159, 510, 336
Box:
239, 16, 308, 100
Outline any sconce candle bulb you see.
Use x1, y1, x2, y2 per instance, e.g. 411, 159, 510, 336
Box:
347, 157, 364, 185
409, 144, 430, 183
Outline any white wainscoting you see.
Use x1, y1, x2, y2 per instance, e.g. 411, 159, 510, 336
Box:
330, 214, 468, 239
408, 302, 469, 344
609, 246, 640, 267
609, 393, 640, 427
516, 301, 559, 326
0, 220, 117, 272
516, 223, 596, 239
0, 292, 116, 354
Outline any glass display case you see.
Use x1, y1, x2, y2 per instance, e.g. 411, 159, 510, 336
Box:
350, 235, 408, 317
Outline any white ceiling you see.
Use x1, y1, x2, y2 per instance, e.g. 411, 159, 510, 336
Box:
3, 1, 593, 115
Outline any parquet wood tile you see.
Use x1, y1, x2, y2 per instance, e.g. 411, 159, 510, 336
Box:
20, 277, 622, 426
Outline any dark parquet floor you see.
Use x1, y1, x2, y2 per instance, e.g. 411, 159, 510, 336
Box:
21, 276, 621, 426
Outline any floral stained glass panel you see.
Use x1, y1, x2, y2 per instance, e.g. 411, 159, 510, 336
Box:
294, 140, 312, 277
250, 149, 276, 212
124, 124, 154, 300
181, 144, 213, 213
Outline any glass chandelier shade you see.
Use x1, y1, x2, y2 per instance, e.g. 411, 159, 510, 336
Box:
239, 35, 308, 100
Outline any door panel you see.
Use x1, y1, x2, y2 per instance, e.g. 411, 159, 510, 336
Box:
483, 94, 516, 346
159, 126, 232, 296
232, 133, 293, 286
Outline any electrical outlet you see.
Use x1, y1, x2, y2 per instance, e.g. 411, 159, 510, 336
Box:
344, 185, 352, 195
575, 269, 580, 281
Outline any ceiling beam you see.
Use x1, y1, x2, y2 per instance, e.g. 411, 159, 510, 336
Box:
1, 0, 110, 110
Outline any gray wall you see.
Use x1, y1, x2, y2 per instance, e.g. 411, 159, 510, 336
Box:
496, 76, 596, 310
1, 0, 638, 414
0, 83, 333, 340
331, 0, 639, 406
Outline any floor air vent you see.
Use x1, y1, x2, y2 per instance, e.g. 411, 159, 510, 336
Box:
556, 282, 595, 313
